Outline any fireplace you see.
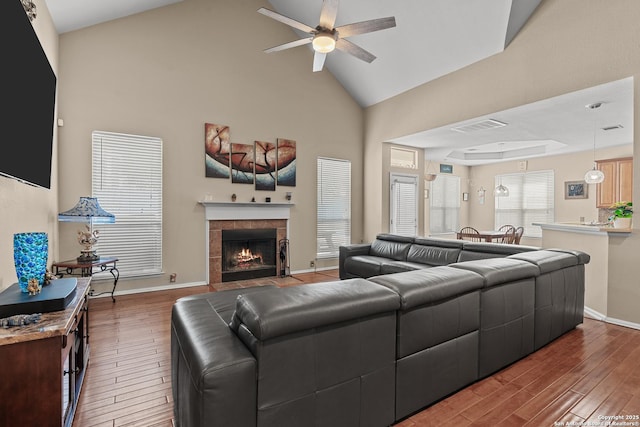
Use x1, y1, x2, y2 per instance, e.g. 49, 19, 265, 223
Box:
221, 228, 277, 282
201, 201, 292, 285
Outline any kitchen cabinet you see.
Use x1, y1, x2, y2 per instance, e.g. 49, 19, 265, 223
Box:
596, 157, 633, 208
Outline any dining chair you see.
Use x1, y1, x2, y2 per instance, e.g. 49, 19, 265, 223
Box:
457, 226, 482, 242
498, 224, 516, 244
513, 226, 524, 244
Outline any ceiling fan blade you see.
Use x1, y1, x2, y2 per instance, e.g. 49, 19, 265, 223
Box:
335, 39, 376, 63
318, 0, 340, 29
335, 16, 396, 38
313, 52, 327, 72
264, 37, 312, 53
258, 7, 315, 34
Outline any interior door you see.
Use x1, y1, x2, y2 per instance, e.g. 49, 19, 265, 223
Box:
390, 173, 418, 236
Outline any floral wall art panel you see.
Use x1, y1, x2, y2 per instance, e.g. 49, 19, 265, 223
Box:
204, 123, 231, 178
276, 138, 296, 187
255, 140, 276, 191
230, 143, 255, 184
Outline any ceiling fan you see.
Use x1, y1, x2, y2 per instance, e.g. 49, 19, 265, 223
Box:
258, 0, 396, 72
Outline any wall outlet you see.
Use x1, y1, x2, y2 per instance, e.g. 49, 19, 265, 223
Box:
310, 260, 315, 268
169, 273, 177, 282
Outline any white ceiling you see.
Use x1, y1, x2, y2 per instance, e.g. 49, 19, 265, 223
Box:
44, 0, 633, 165
392, 77, 634, 165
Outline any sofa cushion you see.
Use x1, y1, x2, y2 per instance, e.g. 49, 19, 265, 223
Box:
406, 243, 461, 266
450, 258, 539, 287
176, 285, 277, 323
370, 236, 413, 261
457, 242, 538, 262
380, 260, 427, 274
230, 278, 400, 340
344, 255, 389, 278
369, 266, 484, 310
508, 250, 577, 274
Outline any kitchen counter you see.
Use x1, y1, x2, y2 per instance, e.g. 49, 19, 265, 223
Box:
533, 222, 631, 234
533, 222, 633, 319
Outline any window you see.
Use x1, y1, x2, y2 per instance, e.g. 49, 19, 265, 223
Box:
92, 131, 163, 278
390, 147, 418, 169
495, 171, 554, 238
317, 157, 351, 259
390, 173, 418, 236
429, 174, 460, 234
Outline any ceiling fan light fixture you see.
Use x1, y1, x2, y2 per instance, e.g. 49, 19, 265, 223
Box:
312, 33, 336, 53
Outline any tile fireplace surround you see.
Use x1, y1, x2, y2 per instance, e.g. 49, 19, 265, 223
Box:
200, 202, 293, 284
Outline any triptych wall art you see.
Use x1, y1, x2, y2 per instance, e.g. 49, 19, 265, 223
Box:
204, 123, 296, 190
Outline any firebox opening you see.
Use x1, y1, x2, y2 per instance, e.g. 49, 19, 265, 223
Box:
222, 228, 277, 282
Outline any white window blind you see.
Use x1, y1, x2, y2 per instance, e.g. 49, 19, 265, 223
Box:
390, 173, 418, 236
92, 131, 163, 278
429, 174, 460, 234
495, 170, 554, 238
317, 157, 351, 259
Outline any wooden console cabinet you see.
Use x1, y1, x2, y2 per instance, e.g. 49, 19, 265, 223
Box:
0, 278, 90, 427
596, 157, 633, 208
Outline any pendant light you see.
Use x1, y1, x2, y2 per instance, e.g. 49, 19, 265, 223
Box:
584, 102, 605, 184
494, 179, 509, 197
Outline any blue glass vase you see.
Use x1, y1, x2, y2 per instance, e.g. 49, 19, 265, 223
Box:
13, 232, 48, 293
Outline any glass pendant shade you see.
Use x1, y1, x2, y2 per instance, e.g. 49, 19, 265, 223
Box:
584, 166, 605, 184
494, 183, 509, 197
583, 102, 604, 184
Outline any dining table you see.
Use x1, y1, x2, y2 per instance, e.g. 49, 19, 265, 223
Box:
456, 230, 509, 243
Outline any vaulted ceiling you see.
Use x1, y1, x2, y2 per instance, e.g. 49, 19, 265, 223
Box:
45, 0, 633, 164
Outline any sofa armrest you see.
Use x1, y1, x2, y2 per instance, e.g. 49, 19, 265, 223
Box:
339, 243, 372, 279
171, 299, 257, 427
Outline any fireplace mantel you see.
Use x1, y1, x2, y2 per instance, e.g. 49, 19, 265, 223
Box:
199, 201, 294, 221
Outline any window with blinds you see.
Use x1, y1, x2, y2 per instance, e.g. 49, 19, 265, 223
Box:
390, 173, 418, 236
92, 131, 163, 279
429, 174, 460, 234
317, 157, 351, 259
495, 170, 554, 238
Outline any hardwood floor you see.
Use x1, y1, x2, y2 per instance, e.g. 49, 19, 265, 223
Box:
74, 271, 640, 426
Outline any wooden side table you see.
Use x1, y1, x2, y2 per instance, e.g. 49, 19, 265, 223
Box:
52, 257, 119, 302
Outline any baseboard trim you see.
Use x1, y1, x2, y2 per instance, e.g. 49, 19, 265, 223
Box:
584, 306, 640, 331
89, 281, 208, 299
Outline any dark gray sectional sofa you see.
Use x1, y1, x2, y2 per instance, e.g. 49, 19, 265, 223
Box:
171, 233, 589, 427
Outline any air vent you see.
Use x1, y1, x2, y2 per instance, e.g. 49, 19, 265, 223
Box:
602, 124, 623, 131
451, 119, 507, 133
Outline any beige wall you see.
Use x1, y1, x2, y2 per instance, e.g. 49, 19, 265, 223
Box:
0, 0, 59, 292
56, 0, 364, 292
364, 0, 640, 324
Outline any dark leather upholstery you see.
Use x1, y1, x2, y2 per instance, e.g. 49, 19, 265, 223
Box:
450, 258, 538, 377
509, 250, 587, 349
369, 266, 484, 418
229, 279, 400, 427
171, 238, 589, 426
339, 234, 538, 279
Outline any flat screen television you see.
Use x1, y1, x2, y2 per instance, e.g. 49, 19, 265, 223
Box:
0, 0, 57, 189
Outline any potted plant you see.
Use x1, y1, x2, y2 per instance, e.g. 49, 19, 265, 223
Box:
609, 201, 633, 228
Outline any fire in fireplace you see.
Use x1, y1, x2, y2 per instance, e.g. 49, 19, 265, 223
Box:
221, 228, 277, 282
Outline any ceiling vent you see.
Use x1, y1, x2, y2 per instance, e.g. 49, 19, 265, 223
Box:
451, 119, 507, 133
602, 124, 624, 131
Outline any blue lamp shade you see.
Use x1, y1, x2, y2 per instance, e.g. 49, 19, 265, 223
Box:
14, 232, 48, 293
58, 197, 115, 223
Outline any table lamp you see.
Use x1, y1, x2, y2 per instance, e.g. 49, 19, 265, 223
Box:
58, 196, 115, 262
